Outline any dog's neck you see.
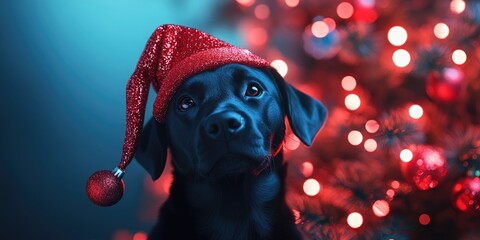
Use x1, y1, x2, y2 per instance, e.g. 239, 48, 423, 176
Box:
169, 155, 286, 239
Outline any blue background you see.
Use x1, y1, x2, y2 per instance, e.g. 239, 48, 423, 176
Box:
0, 1, 242, 239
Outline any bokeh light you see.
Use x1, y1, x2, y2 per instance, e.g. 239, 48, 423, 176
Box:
236, 0, 255, 7
341, 75, 357, 91
408, 104, 423, 119
348, 130, 363, 146
452, 49, 467, 65
400, 149, 413, 162
323, 17, 336, 32
419, 213, 431, 225
270, 59, 288, 77
284, 133, 300, 151
300, 161, 314, 177
345, 94, 361, 110
386, 189, 395, 199
391, 180, 400, 189
303, 178, 321, 196
246, 27, 268, 47
347, 212, 363, 228
285, 0, 300, 8
372, 200, 390, 217
364, 138, 377, 152
133, 232, 148, 240
254, 4, 270, 19
365, 120, 379, 133
337, 2, 354, 19
312, 20, 329, 38
392, 49, 411, 67
388, 26, 408, 46
433, 23, 449, 39
450, 0, 466, 14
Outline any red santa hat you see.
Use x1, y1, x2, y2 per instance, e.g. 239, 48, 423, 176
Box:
86, 24, 272, 206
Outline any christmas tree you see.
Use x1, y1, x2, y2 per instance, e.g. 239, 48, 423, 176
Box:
137, 0, 480, 239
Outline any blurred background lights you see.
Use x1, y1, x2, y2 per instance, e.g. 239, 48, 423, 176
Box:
133, 232, 148, 240
347, 212, 364, 228
372, 200, 390, 217
419, 213, 431, 225
392, 49, 411, 67
452, 49, 467, 65
348, 130, 363, 145
254, 4, 270, 19
323, 17, 336, 32
388, 26, 408, 46
341, 75, 356, 91
408, 104, 423, 119
358, 0, 375, 8
270, 59, 288, 77
284, 133, 300, 151
236, 0, 255, 7
312, 20, 329, 38
391, 180, 400, 189
386, 189, 395, 198
450, 0, 466, 14
434, 23, 449, 39
365, 119, 379, 133
285, 0, 300, 8
300, 161, 314, 177
246, 27, 268, 47
303, 178, 321, 196
400, 149, 413, 162
337, 2, 354, 19
345, 93, 361, 110
364, 138, 377, 152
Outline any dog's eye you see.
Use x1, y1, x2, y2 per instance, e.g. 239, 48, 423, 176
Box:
178, 97, 195, 112
245, 82, 262, 97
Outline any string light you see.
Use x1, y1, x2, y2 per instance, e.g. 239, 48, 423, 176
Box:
419, 213, 431, 225
372, 200, 390, 217
312, 20, 329, 38
450, 0, 466, 14
408, 104, 423, 119
365, 120, 379, 133
452, 49, 467, 65
348, 130, 363, 146
254, 4, 270, 19
303, 178, 321, 196
400, 149, 413, 162
236, 0, 255, 7
323, 17, 336, 32
285, 0, 300, 8
341, 76, 356, 91
388, 26, 408, 46
347, 212, 363, 228
391, 180, 400, 189
345, 94, 361, 110
364, 139, 377, 152
433, 23, 449, 39
337, 2, 354, 19
392, 49, 411, 67
300, 161, 314, 177
386, 189, 395, 199
270, 59, 288, 77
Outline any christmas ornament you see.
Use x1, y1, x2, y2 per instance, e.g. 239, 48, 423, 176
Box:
86, 24, 272, 206
401, 145, 447, 190
452, 177, 480, 215
426, 67, 465, 103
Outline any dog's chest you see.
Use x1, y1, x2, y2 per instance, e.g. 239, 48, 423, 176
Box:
185, 173, 281, 239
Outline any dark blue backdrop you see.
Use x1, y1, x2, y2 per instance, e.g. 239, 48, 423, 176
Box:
0, 1, 242, 239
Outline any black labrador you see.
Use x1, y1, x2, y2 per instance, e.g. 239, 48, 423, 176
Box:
135, 63, 327, 240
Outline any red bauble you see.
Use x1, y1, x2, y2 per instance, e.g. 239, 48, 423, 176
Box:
452, 177, 480, 215
426, 67, 465, 103
401, 145, 447, 190
86, 170, 125, 206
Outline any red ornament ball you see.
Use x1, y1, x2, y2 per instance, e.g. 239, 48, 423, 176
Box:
86, 170, 125, 206
452, 177, 480, 215
426, 67, 465, 103
401, 145, 447, 190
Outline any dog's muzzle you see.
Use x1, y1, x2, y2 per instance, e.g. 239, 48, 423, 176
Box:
204, 110, 246, 140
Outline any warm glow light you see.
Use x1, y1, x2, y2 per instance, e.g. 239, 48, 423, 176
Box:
347, 212, 363, 229
365, 120, 379, 133
285, 0, 300, 8
419, 213, 431, 225
301, 161, 314, 177
388, 26, 408, 46
358, 0, 375, 8
450, 0, 466, 14
386, 189, 395, 198
392, 49, 411, 67
452, 49, 467, 65
323, 18, 336, 32
400, 149, 413, 162
303, 178, 321, 196
348, 130, 363, 146
391, 180, 400, 189
246, 27, 268, 47
408, 104, 423, 119
341, 76, 357, 91
337, 2, 354, 19
345, 94, 361, 110
364, 139, 377, 152
236, 0, 255, 7
434, 23, 449, 39
312, 21, 329, 38
254, 4, 270, 19
133, 232, 148, 240
270, 59, 288, 77
372, 200, 390, 217
284, 133, 300, 151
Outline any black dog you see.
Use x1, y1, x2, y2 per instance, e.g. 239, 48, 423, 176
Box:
135, 63, 326, 240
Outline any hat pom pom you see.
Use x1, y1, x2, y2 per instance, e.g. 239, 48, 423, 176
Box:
86, 169, 125, 206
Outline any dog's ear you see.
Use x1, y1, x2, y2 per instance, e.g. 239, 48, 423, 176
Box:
266, 69, 327, 146
135, 117, 168, 180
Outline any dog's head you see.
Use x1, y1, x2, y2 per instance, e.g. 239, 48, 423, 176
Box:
136, 63, 327, 179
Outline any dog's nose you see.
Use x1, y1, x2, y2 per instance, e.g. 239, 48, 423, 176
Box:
205, 111, 245, 139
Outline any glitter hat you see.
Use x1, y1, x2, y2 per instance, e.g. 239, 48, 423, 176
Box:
86, 24, 271, 206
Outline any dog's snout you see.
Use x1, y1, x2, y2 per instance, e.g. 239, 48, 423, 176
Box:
205, 111, 245, 139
